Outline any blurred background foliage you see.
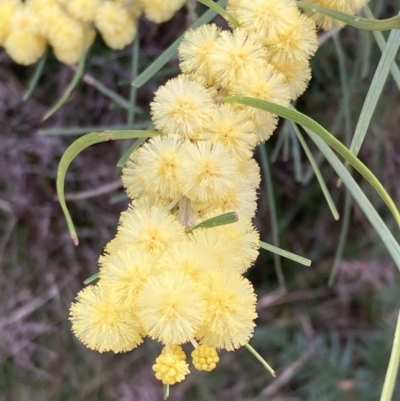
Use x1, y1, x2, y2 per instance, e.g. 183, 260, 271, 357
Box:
0, 0, 399, 400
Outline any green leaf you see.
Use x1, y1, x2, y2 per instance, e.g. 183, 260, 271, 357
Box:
245, 343, 276, 377
83, 272, 99, 285
196, 0, 239, 26
132, 0, 227, 88
350, 9, 400, 157
297, 1, 400, 31
43, 50, 87, 121
305, 127, 400, 272
259, 241, 312, 267
57, 130, 159, 245
291, 123, 339, 221
364, 5, 400, 90
23, 47, 48, 101
186, 212, 238, 233
117, 137, 148, 168
380, 309, 400, 401
222, 96, 400, 229
258, 145, 286, 292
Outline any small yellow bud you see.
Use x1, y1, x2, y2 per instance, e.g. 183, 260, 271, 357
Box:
152, 345, 189, 385
192, 344, 219, 372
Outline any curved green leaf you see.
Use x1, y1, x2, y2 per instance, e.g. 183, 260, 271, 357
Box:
222, 96, 400, 229
297, 1, 400, 31
305, 128, 400, 272
380, 309, 400, 401
350, 11, 400, 157
57, 130, 159, 245
196, 0, 239, 26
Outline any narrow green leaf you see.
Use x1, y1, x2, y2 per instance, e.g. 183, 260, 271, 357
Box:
57, 130, 159, 245
132, 0, 227, 88
222, 96, 400, 228
186, 212, 238, 233
23, 47, 48, 101
43, 50, 87, 121
245, 343, 276, 377
380, 309, 400, 401
128, 33, 140, 126
364, 6, 400, 89
258, 145, 286, 292
259, 241, 312, 267
83, 272, 99, 285
350, 13, 400, 157
291, 123, 339, 220
117, 137, 148, 168
305, 128, 400, 272
297, 1, 400, 30
196, 0, 239, 26
39, 123, 149, 136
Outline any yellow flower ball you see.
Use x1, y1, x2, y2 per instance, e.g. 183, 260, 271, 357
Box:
106, 203, 186, 256
122, 134, 185, 200
230, 0, 299, 42
0, 0, 21, 45
176, 141, 241, 204
196, 270, 257, 351
178, 24, 221, 86
5, 30, 46, 65
143, 0, 185, 23
99, 247, 159, 309
138, 272, 206, 344
65, 0, 102, 22
150, 75, 215, 140
95, 1, 137, 50
70, 283, 143, 353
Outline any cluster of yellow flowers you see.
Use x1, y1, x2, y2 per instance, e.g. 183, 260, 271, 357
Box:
0, 0, 186, 65
69, 0, 369, 389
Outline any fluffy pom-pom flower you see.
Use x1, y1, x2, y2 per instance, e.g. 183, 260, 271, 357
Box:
178, 24, 221, 86
99, 247, 159, 309
153, 345, 189, 385
143, 0, 185, 23
301, 0, 369, 30
106, 203, 186, 255
122, 134, 184, 200
5, 30, 46, 65
0, 0, 20, 45
65, 0, 101, 22
231, 65, 291, 142
95, 1, 137, 49
237, 157, 261, 189
202, 213, 260, 273
156, 240, 219, 287
150, 75, 215, 140
11, 4, 41, 35
48, 14, 87, 64
267, 14, 318, 66
27, 0, 63, 37
70, 284, 143, 353
231, 0, 299, 42
208, 28, 266, 89
138, 272, 206, 344
268, 59, 312, 100
192, 344, 219, 371
199, 104, 258, 160
196, 270, 257, 351
176, 141, 240, 203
